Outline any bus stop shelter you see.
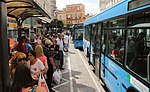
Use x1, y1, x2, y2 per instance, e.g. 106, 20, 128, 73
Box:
0, 0, 51, 92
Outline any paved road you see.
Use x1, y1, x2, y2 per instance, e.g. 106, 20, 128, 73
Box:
52, 43, 107, 92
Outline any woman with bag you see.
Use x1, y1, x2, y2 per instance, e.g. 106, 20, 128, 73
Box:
27, 50, 45, 80
10, 65, 47, 92
50, 39, 60, 69
46, 52, 56, 92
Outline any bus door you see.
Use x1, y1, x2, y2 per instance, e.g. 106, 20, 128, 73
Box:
101, 22, 107, 80
94, 23, 102, 77
90, 24, 98, 69
89, 25, 95, 66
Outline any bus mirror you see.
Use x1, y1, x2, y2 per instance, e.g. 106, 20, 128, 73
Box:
147, 54, 150, 81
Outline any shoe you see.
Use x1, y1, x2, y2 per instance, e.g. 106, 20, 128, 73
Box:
50, 89, 55, 92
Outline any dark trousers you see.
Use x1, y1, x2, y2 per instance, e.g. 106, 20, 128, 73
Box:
46, 67, 53, 91
59, 51, 64, 69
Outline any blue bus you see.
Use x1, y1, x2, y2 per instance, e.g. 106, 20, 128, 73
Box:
73, 22, 84, 49
84, 0, 150, 92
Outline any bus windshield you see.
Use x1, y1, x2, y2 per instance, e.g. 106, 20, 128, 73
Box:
72, 22, 84, 40
74, 29, 83, 40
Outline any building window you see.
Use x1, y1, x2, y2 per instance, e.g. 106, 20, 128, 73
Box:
68, 15, 70, 18
72, 14, 75, 19
63, 15, 65, 18
72, 21, 75, 24
77, 7, 80, 10
68, 7, 70, 11
59, 15, 61, 19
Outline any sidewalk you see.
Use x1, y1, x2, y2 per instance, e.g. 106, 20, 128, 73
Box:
52, 43, 106, 92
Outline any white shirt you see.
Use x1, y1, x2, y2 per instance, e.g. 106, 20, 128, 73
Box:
57, 38, 64, 51
27, 59, 45, 77
64, 35, 69, 43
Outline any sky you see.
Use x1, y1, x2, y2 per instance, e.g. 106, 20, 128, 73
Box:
56, 0, 100, 14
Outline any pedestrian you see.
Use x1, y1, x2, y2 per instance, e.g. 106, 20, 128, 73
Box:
56, 33, 64, 70
34, 44, 49, 74
50, 39, 60, 69
9, 51, 27, 80
26, 37, 33, 52
46, 52, 55, 92
10, 65, 47, 92
14, 36, 27, 54
64, 33, 69, 52
27, 50, 45, 81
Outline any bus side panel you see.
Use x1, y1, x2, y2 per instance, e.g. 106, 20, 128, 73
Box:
101, 56, 146, 92
83, 39, 87, 55
90, 44, 94, 65
101, 54, 105, 80
83, 39, 90, 56
104, 57, 121, 92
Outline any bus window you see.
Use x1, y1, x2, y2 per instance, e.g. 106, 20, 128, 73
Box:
107, 29, 125, 64
126, 28, 150, 82
102, 22, 107, 53
85, 26, 90, 41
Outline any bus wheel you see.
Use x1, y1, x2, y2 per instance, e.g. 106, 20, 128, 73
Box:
126, 87, 139, 92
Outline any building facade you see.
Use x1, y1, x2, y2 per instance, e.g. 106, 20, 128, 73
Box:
57, 8, 66, 24
36, 0, 57, 20
99, 0, 121, 12
66, 4, 85, 24
49, 0, 57, 20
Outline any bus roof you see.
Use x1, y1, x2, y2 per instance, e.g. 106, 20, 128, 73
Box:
84, 0, 128, 26
73, 22, 84, 25
84, 0, 150, 26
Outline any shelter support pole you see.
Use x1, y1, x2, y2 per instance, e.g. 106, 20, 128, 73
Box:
18, 24, 22, 52
30, 17, 34, 42
0, 0, 10, 92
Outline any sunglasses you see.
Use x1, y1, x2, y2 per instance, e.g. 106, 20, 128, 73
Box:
28, 54, 33, 57
12, 55, 15, 57
18, 58, 26, 62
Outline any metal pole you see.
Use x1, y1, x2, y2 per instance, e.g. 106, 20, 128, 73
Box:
18, 24, 22, 52
147, 54, 150, 81
30, 17, 34, 42
0, 0, 10, 92
56, 20, 57, 33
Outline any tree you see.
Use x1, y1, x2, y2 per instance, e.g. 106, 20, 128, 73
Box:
49, 19, 64, 33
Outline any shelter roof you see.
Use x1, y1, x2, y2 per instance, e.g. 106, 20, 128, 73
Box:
6, 0, 51, 23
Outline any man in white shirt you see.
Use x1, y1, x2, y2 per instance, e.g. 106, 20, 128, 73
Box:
57, 34, 64, 51
56, 33, 64, 70
64, 33, 69, 52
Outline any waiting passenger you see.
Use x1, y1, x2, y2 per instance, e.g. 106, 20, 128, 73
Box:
34, 45, 49, 74
27, 50, 45, 81
135, 32, 145, 57
10, 65, 47, 92
126, 37, 136, 66
10, 51, 27, 80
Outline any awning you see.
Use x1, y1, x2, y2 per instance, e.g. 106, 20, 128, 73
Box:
6, 0, 51, 24
38, 17, 52, 23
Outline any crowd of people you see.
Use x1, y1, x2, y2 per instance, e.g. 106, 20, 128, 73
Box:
9, 32, 70, 92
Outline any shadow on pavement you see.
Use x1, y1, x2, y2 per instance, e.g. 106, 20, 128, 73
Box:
68, 51, 76, 54
72, 79, 96, 92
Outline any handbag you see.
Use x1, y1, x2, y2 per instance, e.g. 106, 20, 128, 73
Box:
53, 69, 62, 84
38, 74, 50, 92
